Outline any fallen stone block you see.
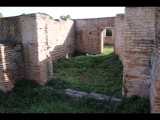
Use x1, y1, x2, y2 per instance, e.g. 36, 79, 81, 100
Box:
110, 96, 122, 103
88, 92, 106, 101
65, 91, 83, 98
64, 89, 88, 96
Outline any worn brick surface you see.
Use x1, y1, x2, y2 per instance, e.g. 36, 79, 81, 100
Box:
0, 44, 24, 91
0, 7, 160, 113
20, 14, 76, 85
103, 28, 115, 45
115, 14, 125, 63
0, 13, 76, 90
122, 7, 156, 98
75, 17, 115, 54
150, 7, 160, 113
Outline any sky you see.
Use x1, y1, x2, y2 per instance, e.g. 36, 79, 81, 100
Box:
0, 7, 125, 19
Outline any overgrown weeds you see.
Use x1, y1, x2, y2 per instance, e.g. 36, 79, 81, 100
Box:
0, 44, 150, 113
52, 44, 123, 98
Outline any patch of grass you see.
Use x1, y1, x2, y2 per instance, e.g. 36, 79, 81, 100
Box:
52, 44, 123, 97
0, 78, 150, 113
110, 95, 150, 113
0, 44, 150, 113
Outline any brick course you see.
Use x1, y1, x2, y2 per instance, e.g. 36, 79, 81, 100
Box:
0, 7, 160, 113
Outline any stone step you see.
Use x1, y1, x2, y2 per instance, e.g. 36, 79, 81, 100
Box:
64, 88, 121, 103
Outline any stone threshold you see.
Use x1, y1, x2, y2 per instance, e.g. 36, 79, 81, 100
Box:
64, 88, 121, 103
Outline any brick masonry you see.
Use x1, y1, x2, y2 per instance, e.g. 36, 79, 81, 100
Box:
1, 7, 160, 113
0, 13, 76, 89
150, 7, 160, 113
115, 14, 125, 63
0, 44, 24, 91
121, 7, 156, 98
21, 14, 76, 85
75, 17, 115, 54
115, 7, 160, 113
103, 28, 115, 45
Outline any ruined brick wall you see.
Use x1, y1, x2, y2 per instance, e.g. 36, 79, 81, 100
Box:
122, 7, 156, 98
0, 13, 76, 90
20, 14, 75, 85
150, 7, 160, 113
33, 14, 75, 84
0, 17, 21, 43
103, 28, 115, 45
19, 14, 42, 84
75, 17, 115, 54
1, 7, 160, 114
0, 44, 24, 91
45, 18, 76, 61
115, 14, 125, 63
0, 17, 24, 91
35, 16, 75, 62
103, 36, 114, 44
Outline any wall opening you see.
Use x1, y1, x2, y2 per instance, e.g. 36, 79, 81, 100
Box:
106, 29, 112, 36
101, 27, 115, 53
100, 29, 104, 53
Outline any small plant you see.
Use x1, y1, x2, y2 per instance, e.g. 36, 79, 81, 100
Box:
37, 12, 53, 19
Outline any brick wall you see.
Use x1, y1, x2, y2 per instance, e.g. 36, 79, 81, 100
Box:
20, 14, 76, 85
150, 7, 160, 113
75, 17, 115, 54
103, 28, 115, 45
122, 7, 156, 98
0, 44, 24, 91
0, 13, 76, 90
103, 36, 114, 44
0, 17, 21, 43
115, 14, 125, 97
115, 14, 125, 63
44, 18, 76, 60
0, 16, 24, 91
1, 8, 160, 113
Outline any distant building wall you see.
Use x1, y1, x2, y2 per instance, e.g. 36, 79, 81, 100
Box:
75, 17, 115, 54
103, 28, 115, 45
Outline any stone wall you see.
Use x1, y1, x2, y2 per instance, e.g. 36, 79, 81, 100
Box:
75, 17, 115, 54
122, 7, 156, 98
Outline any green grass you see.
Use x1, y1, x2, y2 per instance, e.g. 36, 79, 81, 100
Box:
52, 44, 123, 98
0, 79, 150, 113
0, 44, 150, 113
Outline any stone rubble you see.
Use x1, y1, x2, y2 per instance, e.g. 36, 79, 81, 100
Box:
64, 88, 121, 102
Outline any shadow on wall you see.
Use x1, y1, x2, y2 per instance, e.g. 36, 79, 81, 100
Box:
0, 43, 24, 91
0, 16, 25, 91
22, 14, 77, 87
48, 20, 76, 61
0, 13, 115, 92
0, 14, 76, 91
